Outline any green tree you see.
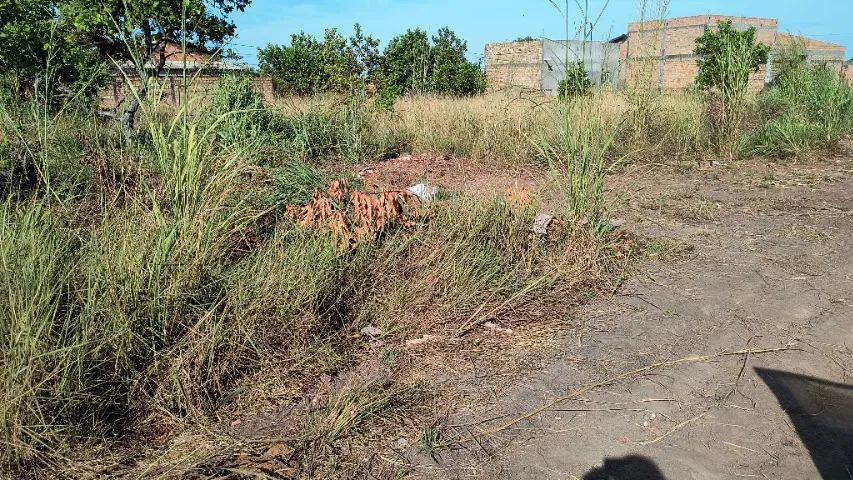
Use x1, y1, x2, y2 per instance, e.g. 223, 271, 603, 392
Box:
378, 28, 431, 95
429, 27, 485, 95
258, 24, 379, 95
61, 0, 252, 139
318, 28, 359, 91
0, 0, 106, 103
350, 23, 380, 80
259, 33, 322, 95
379, 27, 484, 97
694, 20, 770, 158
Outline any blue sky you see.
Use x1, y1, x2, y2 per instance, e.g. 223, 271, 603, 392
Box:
229, 0, 853, 67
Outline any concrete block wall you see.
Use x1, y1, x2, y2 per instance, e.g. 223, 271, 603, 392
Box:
484, 40, 543, 91
773, 33, 846, 78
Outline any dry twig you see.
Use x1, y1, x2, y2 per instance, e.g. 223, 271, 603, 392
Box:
466, 346, 794, 440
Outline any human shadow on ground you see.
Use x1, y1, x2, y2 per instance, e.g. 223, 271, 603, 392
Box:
581, 454, 666, 480
755, 367, 853, 480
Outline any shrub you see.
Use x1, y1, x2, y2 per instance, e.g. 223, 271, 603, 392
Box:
694, 20, 770, 158
211, 74, 272, 145
557, 62, 593, 100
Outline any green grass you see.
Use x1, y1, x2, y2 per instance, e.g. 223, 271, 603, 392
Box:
534, 95, 618, 231
419, 425, 444, 459
0, 85, 608, 475
742, 40, 853, 159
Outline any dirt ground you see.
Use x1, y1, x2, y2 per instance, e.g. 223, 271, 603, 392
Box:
368, 150, 853, 479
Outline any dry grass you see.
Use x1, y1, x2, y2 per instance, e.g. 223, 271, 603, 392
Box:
267, 86, 847, 170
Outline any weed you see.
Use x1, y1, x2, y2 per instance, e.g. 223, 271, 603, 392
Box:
381, 348, 400, 367
558, 62, 593, 100
419, 425, 444, 459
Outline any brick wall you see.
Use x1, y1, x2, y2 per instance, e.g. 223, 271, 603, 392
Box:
484, 41, 542, 91
846, 64, 853, 84
100, 74, 275, 109
621, 15, 779, 91
620, 15, 849, 91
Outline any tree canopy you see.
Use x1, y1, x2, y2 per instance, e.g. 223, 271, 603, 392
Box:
0, 0, 106, 101
1, 0, 251, 132
259, 25, 380, 95
379, 27, 485, 96
259, 25, 485, 98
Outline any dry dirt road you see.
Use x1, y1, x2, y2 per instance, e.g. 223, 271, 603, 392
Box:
409, 150, 853, 479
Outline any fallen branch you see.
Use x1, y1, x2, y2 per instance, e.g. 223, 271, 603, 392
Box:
637, 411, 708, 446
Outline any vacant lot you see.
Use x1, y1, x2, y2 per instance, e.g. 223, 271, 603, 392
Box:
2, 57, 852, 479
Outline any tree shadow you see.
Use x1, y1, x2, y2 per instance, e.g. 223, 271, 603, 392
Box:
582, 454, 666, 480
755, 367, 853, 479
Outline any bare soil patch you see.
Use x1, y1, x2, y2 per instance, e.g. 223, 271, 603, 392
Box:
403, 150, 853, 479
357, 154, 549, 199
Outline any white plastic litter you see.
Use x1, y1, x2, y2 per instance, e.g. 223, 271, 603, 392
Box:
532, 213, 555, 236
407, 183, 438, 202
360, 324, 383, 337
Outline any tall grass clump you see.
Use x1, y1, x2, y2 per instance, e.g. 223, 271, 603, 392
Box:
0, 81, 271, 469
270, 92, 409, 166
745, 41, 853, 158
621, 0, 671, 150
355, 194, 604, 338
386, 93, 548, 165
534, 97, 618, 231
0, 98, 94, 199
0, 203, 77, 469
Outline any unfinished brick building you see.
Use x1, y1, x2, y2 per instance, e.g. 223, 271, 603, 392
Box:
486, 14, 848, 93
616, 15, 847, 91
484, 40, 543, 91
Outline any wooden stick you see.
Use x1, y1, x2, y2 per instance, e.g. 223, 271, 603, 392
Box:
638, 411, 707, 446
